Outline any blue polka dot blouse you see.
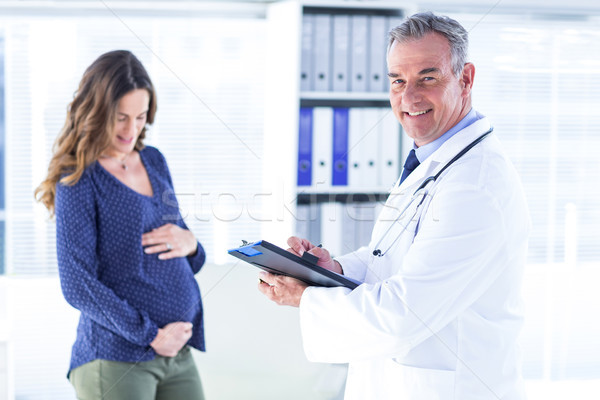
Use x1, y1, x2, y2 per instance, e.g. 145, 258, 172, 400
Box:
55, 146, 206, 375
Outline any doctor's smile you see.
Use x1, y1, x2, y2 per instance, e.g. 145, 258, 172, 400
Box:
406, 109, 432, 116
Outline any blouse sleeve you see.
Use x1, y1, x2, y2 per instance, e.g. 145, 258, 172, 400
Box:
186, 242, 206, 274
55, 175, 159, 346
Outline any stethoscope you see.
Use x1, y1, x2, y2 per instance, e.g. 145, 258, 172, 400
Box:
372, 128, 494, 257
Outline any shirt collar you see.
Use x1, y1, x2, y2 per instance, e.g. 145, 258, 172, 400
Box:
413, 108, 483, 163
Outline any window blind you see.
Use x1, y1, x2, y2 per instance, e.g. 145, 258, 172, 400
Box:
3, 12, 268, 400
453, 13, 600, 266
448, 12, 600, 382
4, 16, 266, 276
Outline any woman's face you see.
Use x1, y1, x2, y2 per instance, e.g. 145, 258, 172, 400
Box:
109, 88, 149, 156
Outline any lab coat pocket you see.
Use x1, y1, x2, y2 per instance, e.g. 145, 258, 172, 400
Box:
385, 359, 456, 400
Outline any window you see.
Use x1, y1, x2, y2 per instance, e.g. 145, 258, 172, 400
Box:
2, 11, 267, 399
450, 12, 600, 383
3, 14, 266, 275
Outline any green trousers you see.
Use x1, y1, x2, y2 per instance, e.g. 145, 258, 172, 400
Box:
69, 346, 205, 400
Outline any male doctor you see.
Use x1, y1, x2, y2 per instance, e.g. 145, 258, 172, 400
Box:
258, 12, 530, 400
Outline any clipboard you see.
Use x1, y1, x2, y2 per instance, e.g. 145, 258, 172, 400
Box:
228, 240, 360, 289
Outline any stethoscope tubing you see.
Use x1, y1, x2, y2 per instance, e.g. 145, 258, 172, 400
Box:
372, 128, 494, 257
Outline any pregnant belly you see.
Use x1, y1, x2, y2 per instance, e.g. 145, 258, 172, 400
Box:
115, 257, 202, 327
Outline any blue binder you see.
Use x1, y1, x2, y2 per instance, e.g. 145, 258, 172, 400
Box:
332, 108, 349, 186
297, 107, 313, 186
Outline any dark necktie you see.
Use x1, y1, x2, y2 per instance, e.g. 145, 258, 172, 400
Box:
399, 149, 420, 184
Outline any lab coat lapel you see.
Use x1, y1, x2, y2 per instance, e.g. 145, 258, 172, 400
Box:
429, 117, 492, 166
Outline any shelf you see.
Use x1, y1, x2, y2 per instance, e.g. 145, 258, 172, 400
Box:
296, 191, 390, 204
302, 1, 405, 14
301, 91, 389, 101
300, 92, 392, 108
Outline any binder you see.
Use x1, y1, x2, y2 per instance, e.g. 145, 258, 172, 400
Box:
348, 107, 366, 190
332, 14, 350, 92
348, 108, 379, 189
297, 107, 313, 186
342, 203, 358, 253
300, 14, 315, 91
332, 108, 349, 186
295, 203, 311, 242
368, 15, 387, 93
295, 202, 321, 244
313, 14, 332, 92
352, 201, 378, 249
307, 202, 322, 245
350, 15, 368, 92
312, 107, 334, 190
320, 202, 345, 258
378, 108, 401, 189
361, 108, 381, 187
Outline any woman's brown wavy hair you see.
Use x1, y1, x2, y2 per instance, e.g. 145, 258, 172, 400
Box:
34, 50, 157, 216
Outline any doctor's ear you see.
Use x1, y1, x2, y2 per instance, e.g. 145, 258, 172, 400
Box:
460, 63, 475, 95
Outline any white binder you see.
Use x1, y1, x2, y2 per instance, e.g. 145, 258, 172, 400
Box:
307, 202, 322, 244
312, 107, 334, 190
313, 14, 332, 92
348, 107, 367, 190
348, 108, 379, 190
295, 203, 311, 242
378, 108, 401, 189
332, 14, 350, 92
361, 108, 381, 187
368, 15, 387, 93
320, 202, 346, 258
350, 15, 368, 92
347, 201, 377, 250
296, 202, 321, 244
300, 14, 315, 92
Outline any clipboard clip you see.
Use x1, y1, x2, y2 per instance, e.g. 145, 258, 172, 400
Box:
299, 243, 322, 265
301, 251, 319, 265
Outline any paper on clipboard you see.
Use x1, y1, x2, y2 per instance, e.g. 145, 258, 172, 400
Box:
227, 240, 361, 289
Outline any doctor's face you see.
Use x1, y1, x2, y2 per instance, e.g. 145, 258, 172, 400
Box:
387, 32, 474, 147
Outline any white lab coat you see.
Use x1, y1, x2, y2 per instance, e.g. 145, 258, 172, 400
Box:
299, 117, 530, 400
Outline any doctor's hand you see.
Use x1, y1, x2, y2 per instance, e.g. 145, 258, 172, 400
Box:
257, 271, 308, 307
142, 223, 198, 260
287, 236, 343, 274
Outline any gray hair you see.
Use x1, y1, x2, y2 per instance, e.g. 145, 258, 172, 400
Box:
388, 12, 469, 77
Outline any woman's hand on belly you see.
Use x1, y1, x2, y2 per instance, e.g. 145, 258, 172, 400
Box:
149, 321, 193, 357
142, 223, 198, 260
